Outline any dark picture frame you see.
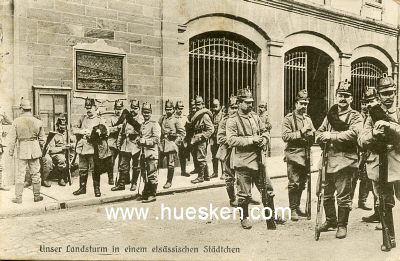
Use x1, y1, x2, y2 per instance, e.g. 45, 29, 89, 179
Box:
75, 51, 124, 93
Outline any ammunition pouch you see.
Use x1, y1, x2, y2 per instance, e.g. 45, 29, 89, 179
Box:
167, 133, 178, 141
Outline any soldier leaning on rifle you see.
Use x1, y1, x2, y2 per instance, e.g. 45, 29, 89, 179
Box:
106, 99, 124, 186
112, 99, 144, 192
174, 100, 190, 177
316, 80, 363, 239
158, 100, 186, 189
258, 101, 273, 157
137, 102, 161, 203
210, 99, 224, 179
0, 103, 12, 191
72, 98, 107, 197
226, 88, 274, 229
9, 98, 46, 203
190, 96, 214, 184
358, 75, 400, 250
282, 90, 315, 222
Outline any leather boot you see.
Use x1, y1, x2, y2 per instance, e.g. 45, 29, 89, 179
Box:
336, 207, 350, 239
41, 180, 51, 188
210, 159, 219, 178
296, 189, 307, 217
130, 168, 140, 191
358, 179, 371, 210
111, 170, 126, 191
73, 175, 88, 195
58, 169, 66, 186
226, 184, 238, 207
362, 202, 379, 223
289, 188, 299, 221
93, 176, 101, 197
136, 183, 149, 201
386, 208, 396, 248
180, 158, 190, 177
33, 183, 43, 202
142, 183, 157, 203
319, 200, 338, 232
204, 164, 210, 181
163, 167, 174, 189
11, 183, 24, 204
240, 203, 252, 229
107, 172, 114, 186
191, 165, 205, 184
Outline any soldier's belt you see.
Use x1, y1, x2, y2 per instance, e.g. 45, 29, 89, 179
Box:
19, 137, 38, 141
194, 129, 203, 134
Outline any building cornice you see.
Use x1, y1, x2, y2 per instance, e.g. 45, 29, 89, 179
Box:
245, 0, 399, 37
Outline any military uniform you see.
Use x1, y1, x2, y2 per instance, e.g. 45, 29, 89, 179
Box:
138, 102, 161, 203
316, 80, 363, 238
9, 98, 46, 203
190, 96, 214, 184
0, 110, 12, 190
282, 90, 315, 221
159, 100, 186, 189
174, 101, 190, 177
258, 101, 272, 157
210, 99, 224, 178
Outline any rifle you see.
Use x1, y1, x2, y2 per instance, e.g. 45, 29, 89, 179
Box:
42, 131, 57, 157
315, 142, 328, 241
305, 143, 312, 220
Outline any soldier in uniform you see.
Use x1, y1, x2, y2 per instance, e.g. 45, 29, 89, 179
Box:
72, 98, 106, 197
282, 90, 315, 221
210, 99, 224, 178
106, 99, 124, 185
226, 88, 273, 229
138, 102, 161, 203
0, 104, 12, 191
258, 101, 272, 157
358, 75, 400, 250
112, 99, 143, 191
174, 100, 190, 177
159, 100, 186, 189
9, 98, 46, 203
190, 96, 214, 184
187, 99, 198, 175
316, 79, 363, 239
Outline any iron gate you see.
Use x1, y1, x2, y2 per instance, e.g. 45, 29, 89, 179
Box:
189, 35, 258, 106
351, 59, 386, 111
284, 51, 307, 115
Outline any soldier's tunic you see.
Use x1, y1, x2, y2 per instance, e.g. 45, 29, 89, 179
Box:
0, 113, 12, 187
46, 131, 75, 181
210, 109, 224, 173
107, 114, 122, 158
140, 119, 161, 185
216, 114, 234, 186
8, 111, 46, 184
226, 111, 273, 203
174, 113, 189, 173
282, 112, 315, 197
316, 108, 363, 208
358, 105, 400, 206
116, 114, 144, 185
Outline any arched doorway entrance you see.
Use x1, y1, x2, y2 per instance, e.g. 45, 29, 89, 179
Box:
189, 31, 260, 107
284, 47, 334, 128
351, 57, 387, 111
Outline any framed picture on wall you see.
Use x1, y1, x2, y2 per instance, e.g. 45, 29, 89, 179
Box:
75, 51, 124, 93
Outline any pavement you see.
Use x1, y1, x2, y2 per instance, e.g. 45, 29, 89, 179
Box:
0, 147, 321, 218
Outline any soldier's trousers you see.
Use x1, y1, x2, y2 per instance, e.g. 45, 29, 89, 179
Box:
118, 151, 140, 185
210, 142, 219, 174
287, 161, 307, 210
323, 167, 355, 210
52, 154, 67, 180
371, 180, 397, 208
223, 154, 235, 187
178, 145, 187, 173
192, 141, 209, 178
236, 168, 274, 205
78, 154, 98, 183
159, 152, 176, 169
16, 158, 41, 184
142, 159, 158, 185
40, 154, 53, 182
109, 147, 119, 178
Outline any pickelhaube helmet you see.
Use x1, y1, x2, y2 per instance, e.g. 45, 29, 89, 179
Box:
229, 96, 238, 107
114, 99, 123, 109
130, 99, 140, 109
295, 89, 310, 102
164, 99, 174, 109
175, 100, 184, 109
363, 86, 378, 102
20, 97, 32, 110
258, 100, 267, 108
336, 79, 352, 95
56, 114, 67, 127
141, 102, 152, 113
377, 73, 396, 92
84, 97, 95, 109
195, 95, 204, 105
237, 88, 254, 102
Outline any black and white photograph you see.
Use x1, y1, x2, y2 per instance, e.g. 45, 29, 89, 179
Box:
0, 0, 400, 260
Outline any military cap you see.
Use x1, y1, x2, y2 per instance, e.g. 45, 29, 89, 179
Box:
164, 99, 174, 109
195, 95, 204, 105
20, 97, 32, 110
336, 79, 352, 95
212, 99, 220, 107
130, 99, 140, 109
258, 100, 267, 108
84, 97, 95, 109
237, 88, 254, 102
175, 100, 184, 109
114, 99, 123, 109
190, 99, 196, 106
363, 86, 378, 102
378, 73, 396, 92
229, 96, 238, 107
295, 89, 310, 102
141, 102, 152, 112
56, 115, 67, 126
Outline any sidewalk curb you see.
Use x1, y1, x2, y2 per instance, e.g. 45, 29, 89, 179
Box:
0, 171, 317, 218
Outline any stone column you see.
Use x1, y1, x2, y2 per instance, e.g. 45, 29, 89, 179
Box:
339, 53, 352, 82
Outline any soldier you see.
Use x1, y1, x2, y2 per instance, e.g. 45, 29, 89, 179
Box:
174, 100, 190, 177
0, 104, 12, 191
159, 100, 186, 189
187, 99, 198, 175
210, 99, 224, 178
190, 96, 214, 184
258, 101, 273, 157
282, 90, 315, 221
226, 88, 274, 229
137, 102, 161, 203
316, 79, 363, 239
358, 75, 400, 251
9, 98, 46, 203
72, 97, 106, 197
106, 99, 124, 185
111, 99, 143, 191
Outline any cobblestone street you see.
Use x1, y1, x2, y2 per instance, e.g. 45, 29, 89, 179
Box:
1, 176, 399, 261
